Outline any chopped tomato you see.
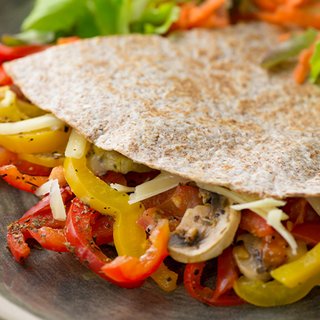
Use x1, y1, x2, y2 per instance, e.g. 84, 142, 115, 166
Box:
100, 171, 127, 186
262, 233, 288, 269
0, 164, 48, 193
125, 170, 160, 187
283, 198, 309, 225
138, 207, 180, 232
239, 209, 275, 237
184, 247, 244, 306
292, 223, 320, 246
101, 219, 169, 282
142, 185, 203, 216
65, 198, 142, 288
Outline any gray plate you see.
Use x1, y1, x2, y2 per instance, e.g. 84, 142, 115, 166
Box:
1, 1, 320, 319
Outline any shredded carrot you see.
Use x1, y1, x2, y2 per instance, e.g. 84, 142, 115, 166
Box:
172, 0, 229, 30
57, 36, 80, 45
188, 0, 226, 26
254, 1, 320, 29
293, 45, 314, 84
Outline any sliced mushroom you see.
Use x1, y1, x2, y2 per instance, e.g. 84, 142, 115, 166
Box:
233, 234, 308, 282
233, 234, 271, 282
168, 194, 240, 263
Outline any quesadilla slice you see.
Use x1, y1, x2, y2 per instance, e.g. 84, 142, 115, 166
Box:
1, 22, 320, 307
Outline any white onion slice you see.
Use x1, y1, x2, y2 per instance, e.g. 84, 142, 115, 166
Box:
0, 114, 64, 135
49, 179, 66, 221
65, 129, 87, 159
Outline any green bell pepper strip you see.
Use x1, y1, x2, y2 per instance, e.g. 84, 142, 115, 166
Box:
271, 242, 320, 288
63, 154, 147, 257
234, 274, 320, 307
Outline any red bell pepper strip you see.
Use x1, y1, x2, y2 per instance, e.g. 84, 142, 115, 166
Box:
101, 219, 169, 282
13, 158, 52, 177
239, 209, 274, 237
7, 188, 73, 262
0, 44, 48, 63
0, 164, 48, 193
28, 227, 68, 252
292, 223, 320, 246
0, 65, 12, 86
91, 215, 114, 246
184, 247, 244, 306
65, 198, 143, 288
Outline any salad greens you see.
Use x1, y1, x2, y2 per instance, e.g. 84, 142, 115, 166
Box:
19, 0, 180, 42
310, 41, 320, 84
260, 28, 318, 69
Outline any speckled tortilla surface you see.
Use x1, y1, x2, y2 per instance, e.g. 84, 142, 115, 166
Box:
4, 22, 320, 198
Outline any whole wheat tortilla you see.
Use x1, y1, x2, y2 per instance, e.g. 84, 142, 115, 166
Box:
4, 22, 320, 198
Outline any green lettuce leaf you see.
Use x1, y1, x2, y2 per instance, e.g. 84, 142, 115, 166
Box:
310, 41, 320, 84
19, 0, 181, 42
261, 28, 318, 69
22, 0, 86, 32
1, 30, 55, 46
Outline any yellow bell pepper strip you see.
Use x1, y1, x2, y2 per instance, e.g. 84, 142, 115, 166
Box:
0, 164, 48, 193
65, 198, 143, 288
101, 220, 169, 282
63, 152, 146, 257
0, 87, 28, 122
16, 99, 46, 118
271, 242, 320, 288
64, 133, 177, 289
18, 152, 64, 168
0, 129, 69, 154
233, 274, 320, 307
151, 263, 178, 292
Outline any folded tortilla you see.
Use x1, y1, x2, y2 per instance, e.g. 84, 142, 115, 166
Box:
4, 22, 320, 199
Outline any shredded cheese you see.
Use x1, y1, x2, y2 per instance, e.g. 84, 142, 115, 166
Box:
197, 183, 257, 204
128, 171, 188, 204
110, 183, 135, 193
0, 88, 15, 107
65, 129, 87, 159
49, 179, 66, 221
231, 198, 286, 211
0, 114, 64, 135
35, 179, 53, 197
267, 209, 297, 255
197, 184, 296, 254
